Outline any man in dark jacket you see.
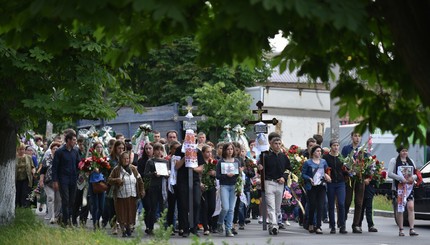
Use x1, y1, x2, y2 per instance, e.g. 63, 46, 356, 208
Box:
257, 137, 291, 235
52, 131, 80, 227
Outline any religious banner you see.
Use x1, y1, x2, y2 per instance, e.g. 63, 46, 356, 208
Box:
397, 165, 414, 212
183, 129, 198, 168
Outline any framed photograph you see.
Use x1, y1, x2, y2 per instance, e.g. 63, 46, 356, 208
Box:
220, 162, 239, 175
397, 165, 413, 179
313, 168, 324, 186
155, 162, 169, 176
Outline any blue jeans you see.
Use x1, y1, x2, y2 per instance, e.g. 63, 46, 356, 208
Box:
327, 182, 346, 228
218, 185, 237, 231
89, 183, 106, 226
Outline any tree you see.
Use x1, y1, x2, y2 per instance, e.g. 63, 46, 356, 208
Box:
0, 29, 143, 225
1, 0, 430, 224
125, 37, 270, 106
1, 1, 427, 146
194, 82, 254, 141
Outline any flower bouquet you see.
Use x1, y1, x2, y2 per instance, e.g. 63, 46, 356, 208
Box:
201, 158, 217, 192
286, 145, 307, 185
78, 148, 111, 176
363, 155, 386, 187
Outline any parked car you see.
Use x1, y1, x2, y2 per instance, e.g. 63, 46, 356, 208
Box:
393, 161, 430, 225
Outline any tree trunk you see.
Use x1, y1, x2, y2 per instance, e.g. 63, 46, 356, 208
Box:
0, 115, 18, 226
379, 0, 430, 106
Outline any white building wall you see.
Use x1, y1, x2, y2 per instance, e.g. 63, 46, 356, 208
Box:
245, 86, 331, 148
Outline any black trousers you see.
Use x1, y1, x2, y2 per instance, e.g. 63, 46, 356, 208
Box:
147, 185, 165, 230
16, 179, 31, 208
176, 181, 201, 233
101, 197, 115, 227
308, 185, 326, 229
141, 191, 150, 228
166, 186, 178, 229
359, 196, 375, 228
73, 187, 90, 225
201, 188, 216, 231
59, 182, 77, 225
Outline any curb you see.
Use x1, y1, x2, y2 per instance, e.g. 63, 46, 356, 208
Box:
349, 208, 394, 218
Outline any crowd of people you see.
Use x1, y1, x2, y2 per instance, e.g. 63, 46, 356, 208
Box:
16, 128, 420, 238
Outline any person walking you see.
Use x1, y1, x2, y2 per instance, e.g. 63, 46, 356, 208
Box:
144, 143, 169, 235
52, 131, 80, 227
216, 142, 240, 237
108, 151, 145, 237
302, 145, 331, 234
323, 139, 348, 234
39, 142, 62, 224
257, 137, 291, 235
15, 143, 36, 208
388, 146, 419, 237
341, 132, 366, 233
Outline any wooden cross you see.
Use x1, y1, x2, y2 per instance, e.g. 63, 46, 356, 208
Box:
243, 100, 279, 126
243, 100, 278, 231
173, 96, 206, 131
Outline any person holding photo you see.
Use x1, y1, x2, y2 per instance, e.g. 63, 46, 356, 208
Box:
144, 143, 169, 235
302, 145, 331, 234
388, 146, 419, 237
216, 142, 240, 237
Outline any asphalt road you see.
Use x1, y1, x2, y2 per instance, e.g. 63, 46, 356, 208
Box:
35, 208, 430, 245
167, 213, 430, 245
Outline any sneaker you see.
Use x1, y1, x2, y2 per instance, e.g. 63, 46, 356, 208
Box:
217, 224, 224, 234
112, 227, 118, 235
226, 230, 234, 237
368, 226, 378, 232
271, 227, 279, 235
323, 218, 329, 224
330, 227, 336, 234
285, 221, 291, 226
278, 223, 285, 229
315, 228, 323, 234
203, 230, 210, 236
239, 224, 245, 230
232, 228, 238, 235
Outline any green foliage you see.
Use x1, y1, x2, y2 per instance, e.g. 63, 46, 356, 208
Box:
144, 209, 173, 245
0, 27, 144, 133
194, 82, 253, 137
0, 0, 428, 146
126, 37, 270, 107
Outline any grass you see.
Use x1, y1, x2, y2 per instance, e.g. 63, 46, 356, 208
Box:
0, 208, 133, 245
0, 208, 179, 245
373, 194, 393, 211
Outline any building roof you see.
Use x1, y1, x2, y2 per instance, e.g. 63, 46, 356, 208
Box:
268, 65, 323, 84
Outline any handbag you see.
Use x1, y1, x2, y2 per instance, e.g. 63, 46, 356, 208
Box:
92, 181, 108, 194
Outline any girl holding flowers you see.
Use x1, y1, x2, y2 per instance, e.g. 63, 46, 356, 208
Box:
200, 145, 218, 235
87, 141, 110, 230
323, 139, 348, 234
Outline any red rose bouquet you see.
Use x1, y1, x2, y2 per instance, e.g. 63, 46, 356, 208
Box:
78, 148, 110, 176
201, 158, 217, 192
